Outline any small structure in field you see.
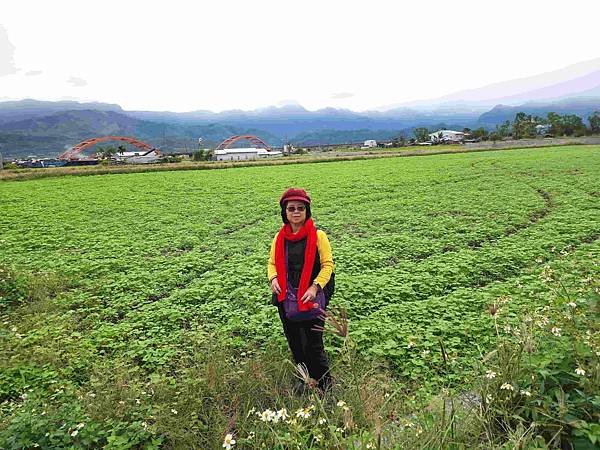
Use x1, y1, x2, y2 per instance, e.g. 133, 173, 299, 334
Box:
429, 130, 467, 144
361, 140, 377, 149
214, 148, 283, 161
535, 124, 552, 136
114, 149, 161, 164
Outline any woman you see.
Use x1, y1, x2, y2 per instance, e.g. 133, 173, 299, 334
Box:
267, 188, 335, 392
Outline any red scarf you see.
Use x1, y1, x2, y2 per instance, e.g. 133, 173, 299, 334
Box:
275, 218, 318, 311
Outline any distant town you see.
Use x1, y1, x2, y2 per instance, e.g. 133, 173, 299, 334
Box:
3, 109, 599, 170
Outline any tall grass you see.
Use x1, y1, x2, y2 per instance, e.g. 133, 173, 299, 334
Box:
1, 264, 598, 449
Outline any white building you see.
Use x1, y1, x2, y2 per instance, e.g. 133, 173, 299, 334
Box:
428, 130, 466, 143
214, 148, 282, 161
362, 140, 377, 148
113, 149, 161, 164
535, 124, 552, 135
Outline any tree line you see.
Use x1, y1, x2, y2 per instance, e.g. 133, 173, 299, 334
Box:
411, 111, 600, 143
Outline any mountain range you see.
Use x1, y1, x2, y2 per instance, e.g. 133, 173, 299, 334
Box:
1, 58, 599, 158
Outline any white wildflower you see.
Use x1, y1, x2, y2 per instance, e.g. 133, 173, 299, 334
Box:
171, 408, 178, 415
336, 400, 347, 408
485, 370, 497, 379
415, 425, 423, 436
520, 390, 532, 397
366, 444, 375, 449
70, 429, 79, 437
295, 407, 312, 419
551, 327, 561, 337
485, 394, 493, 403
274, 408, 288, 423
500, 383, 514, 391
259, 409, 275, 422
76, 423, 85, 429
223, 433, 236, 450
246, 407, 256, 418
318, 417, 327, 425
575, 367, 586, 376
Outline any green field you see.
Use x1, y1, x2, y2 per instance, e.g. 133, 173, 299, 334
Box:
1, 145, 599, 448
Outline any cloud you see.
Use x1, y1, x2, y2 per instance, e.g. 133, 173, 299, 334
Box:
331, 92, 354, 99
25, 70, 43, 76
67, 76, 87, 87
0, 26, 19, 76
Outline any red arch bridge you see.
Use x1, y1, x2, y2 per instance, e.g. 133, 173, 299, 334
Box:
215, 135, 272, 151
59, 136, 160, 160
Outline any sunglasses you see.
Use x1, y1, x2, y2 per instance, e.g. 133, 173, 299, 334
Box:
286, 205, 306, 212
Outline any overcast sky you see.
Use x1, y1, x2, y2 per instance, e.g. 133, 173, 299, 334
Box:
1, 0, 599, 112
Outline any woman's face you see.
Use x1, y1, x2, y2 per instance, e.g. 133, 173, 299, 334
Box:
285, 200, 307, 227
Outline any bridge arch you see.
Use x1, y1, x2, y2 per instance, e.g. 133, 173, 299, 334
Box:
215, 135, 271, 151
59, 136, 159, 160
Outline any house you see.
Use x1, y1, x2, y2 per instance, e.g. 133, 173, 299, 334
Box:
428, 130, 466, 143
535, 124, 552, 136
361, 140, 377, 149
113, 149, 161, 164
213, 148, 283, 161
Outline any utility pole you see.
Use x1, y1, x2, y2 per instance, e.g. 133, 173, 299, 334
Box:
0, 151, 4, 170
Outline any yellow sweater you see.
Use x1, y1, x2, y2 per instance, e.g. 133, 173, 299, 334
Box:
267, 229, 334, 288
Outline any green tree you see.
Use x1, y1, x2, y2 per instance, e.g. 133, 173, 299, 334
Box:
562, 114, 586, 136
547, 112, 587, 136
471, 127, 489, 141
589, 111, 600, 134
96, 145, 117, 159
392, 136, 406, 147
495, 121, 511, 139
512, 112, 536, 139
489, 131, 501, 142
413, 127, 430, 142
547, 112, 563, 136
192, 149, 206, 161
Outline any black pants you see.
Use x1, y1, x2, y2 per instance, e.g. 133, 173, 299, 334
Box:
278, 305, 331, 389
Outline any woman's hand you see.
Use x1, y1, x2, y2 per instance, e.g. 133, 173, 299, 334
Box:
271, 277, 281, 295
300, 285, 318, 305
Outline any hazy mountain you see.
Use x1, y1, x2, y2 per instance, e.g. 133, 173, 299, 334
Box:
127, 104, 481, 136
476, 97, 600, 128
0, 110, 281, 158
2, 57, 600, 158
0, 99, 122, 125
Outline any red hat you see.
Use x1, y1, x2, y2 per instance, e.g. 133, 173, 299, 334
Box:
280, 188, 311, 205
